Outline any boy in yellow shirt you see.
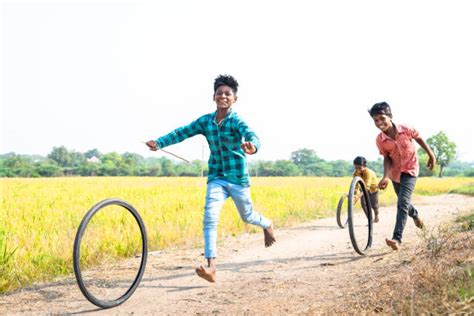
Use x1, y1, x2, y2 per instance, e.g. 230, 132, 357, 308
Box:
353, 156, 380, 223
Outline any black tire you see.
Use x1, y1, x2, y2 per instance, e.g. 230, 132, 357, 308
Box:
336, 194, 348, 229
347, 177, 373, 255
73, 198, 148, 309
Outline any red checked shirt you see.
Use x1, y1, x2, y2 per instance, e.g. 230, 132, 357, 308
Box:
376, 124, 420, 183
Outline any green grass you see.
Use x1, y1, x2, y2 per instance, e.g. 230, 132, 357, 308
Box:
453, 211, 474, 303
455, 210, 474, 231
456, 265, 474, 302
450, 183, 474, 196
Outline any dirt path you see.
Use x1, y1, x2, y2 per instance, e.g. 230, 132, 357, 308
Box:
2, 194, 473, 315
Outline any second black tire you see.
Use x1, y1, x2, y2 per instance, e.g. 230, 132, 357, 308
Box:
336, 194, 348, 229
347, 176, 373, 255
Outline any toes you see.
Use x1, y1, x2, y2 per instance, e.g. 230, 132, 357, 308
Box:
195, 266, 216, 283
385, 239, 399, 251
263, 226, 276, 247
264, 235, 276, 247
195, 265, 206, 275
265, 241, 275, 247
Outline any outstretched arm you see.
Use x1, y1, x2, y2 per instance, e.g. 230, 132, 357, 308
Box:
146, 118, 204, 151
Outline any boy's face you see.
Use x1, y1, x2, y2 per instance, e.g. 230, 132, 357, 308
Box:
354, 164, 365, 173
372, 114, 393, 132
213, 85, 237, 110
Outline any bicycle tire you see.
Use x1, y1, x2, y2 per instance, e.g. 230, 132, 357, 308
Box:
336, 194, 348, 228
73, 198, 148, 309
347, 177, 373, 255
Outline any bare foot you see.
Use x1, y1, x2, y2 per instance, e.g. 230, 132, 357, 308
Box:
385, 238, 400, 251
374, 215, 379, 223
195, 265, 216, 283
413, 216, 424, 229
264, 224, 276, 247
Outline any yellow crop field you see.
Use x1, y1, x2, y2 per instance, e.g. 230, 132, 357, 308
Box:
1, 176, 472, 293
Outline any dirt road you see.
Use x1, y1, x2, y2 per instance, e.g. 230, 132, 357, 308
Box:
1, 194, 473, 315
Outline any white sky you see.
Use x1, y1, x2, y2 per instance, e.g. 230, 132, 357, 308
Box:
2, 0, 474, 163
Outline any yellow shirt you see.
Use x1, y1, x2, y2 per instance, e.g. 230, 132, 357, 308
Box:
353, 168, 379, 193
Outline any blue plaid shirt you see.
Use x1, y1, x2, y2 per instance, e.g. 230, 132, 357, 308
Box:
156, 110, 260, 186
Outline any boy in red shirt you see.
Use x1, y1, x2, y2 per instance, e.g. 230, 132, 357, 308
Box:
369, 102, 436, 250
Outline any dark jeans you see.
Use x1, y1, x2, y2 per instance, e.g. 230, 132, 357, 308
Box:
392, 173, 418, 242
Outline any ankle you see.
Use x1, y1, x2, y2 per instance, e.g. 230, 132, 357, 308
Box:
207, 258, 216, 268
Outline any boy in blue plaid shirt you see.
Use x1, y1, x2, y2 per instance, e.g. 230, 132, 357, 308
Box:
146, 75, 275, 282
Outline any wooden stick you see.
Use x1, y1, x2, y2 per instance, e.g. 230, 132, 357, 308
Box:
142, 141, 191, 163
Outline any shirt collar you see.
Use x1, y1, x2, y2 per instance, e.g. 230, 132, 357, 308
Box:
213, 109, 234, 122
380, 123, 404, 141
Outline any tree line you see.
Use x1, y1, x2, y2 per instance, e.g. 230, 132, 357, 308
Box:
1, 132, 471, 178
0, 147, 360, 177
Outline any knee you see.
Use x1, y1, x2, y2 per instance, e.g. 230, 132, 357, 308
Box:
239, 208, 257, 224
397, 199, 410, 212
203, 211, 218, 229
240, 214, 251, 224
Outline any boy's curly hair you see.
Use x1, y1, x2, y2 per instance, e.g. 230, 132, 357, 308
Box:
369, 102, 392, 118
214, 74, 239, 94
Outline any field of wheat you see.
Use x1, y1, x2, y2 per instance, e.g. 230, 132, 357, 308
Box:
1, 176, 472, 293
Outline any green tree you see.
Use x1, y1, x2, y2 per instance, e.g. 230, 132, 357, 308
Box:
70, 151, 86, 175
427, 131, 457, 177
159, 157, 177, 176
254, 161, 275, 176
141, 157, 163, 176
175, 161, 201, 176
291, 148, 320, 166
329, 160, 352, 177
98, 152, 123, 176
444, 160, 474, 177
48, 146, 72, 167
417, 150, 439, 177
305, 161, 333, 176
35, 160, 63, 177
368, 158, 384, 176
272, 160, 301, 176
465, 168, 474, 177
84, 148, 102, 159
77, 162, 100, 176
1, 153, 36, 177
190, 160, 207, 177
2, 154, 30, 169
121, 152, 144, 175
290, 148, 323, 175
